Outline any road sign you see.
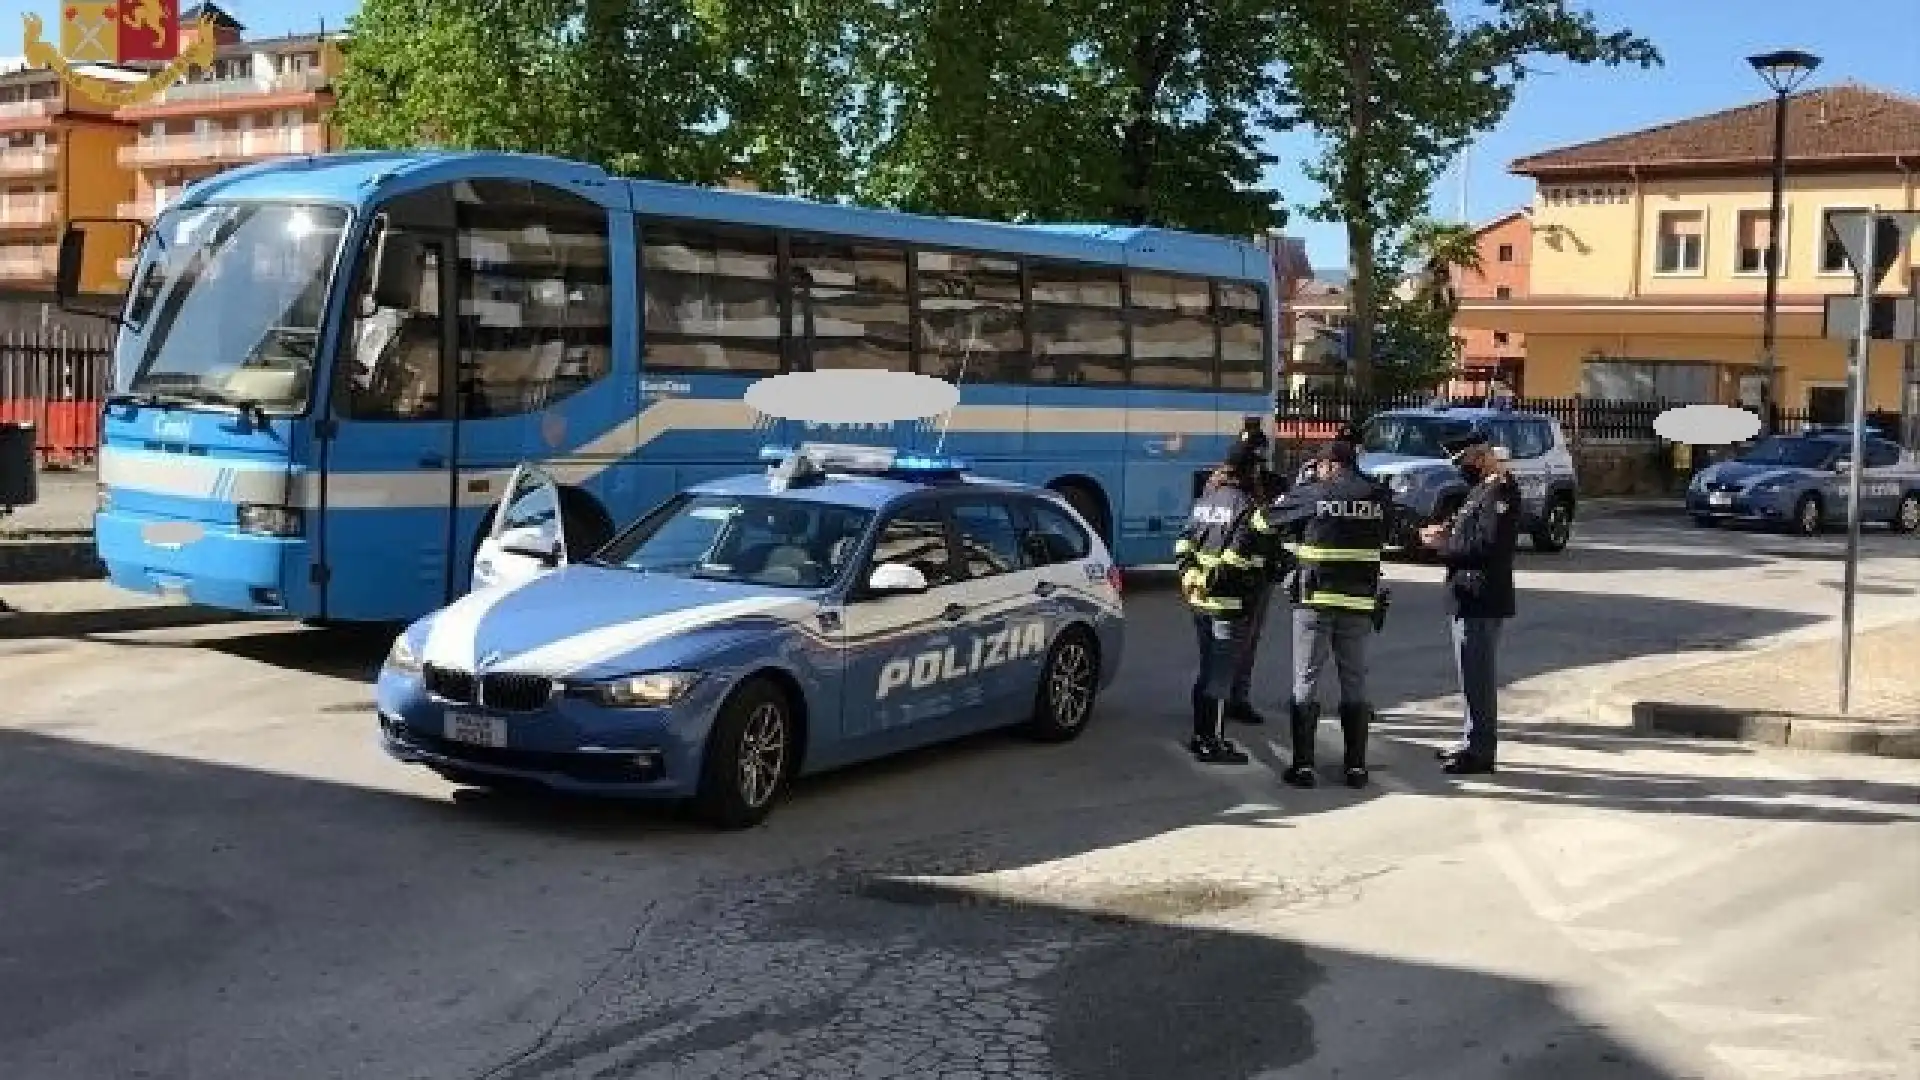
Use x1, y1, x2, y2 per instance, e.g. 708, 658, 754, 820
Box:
1825, 210, 1920, 293
1823, 294, 1920, 341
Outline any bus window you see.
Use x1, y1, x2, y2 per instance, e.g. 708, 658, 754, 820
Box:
1217, 282, 1267, 392
641, 221, 782, 374
915, 249, 1026, 384
341, 234, 443, 421
454, 180, 613, 418
1029, 261, 1124, 386
1126, 272, 1214, 389
788, 238, 911, 372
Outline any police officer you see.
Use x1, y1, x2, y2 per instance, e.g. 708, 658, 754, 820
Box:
1174, 439, 1274, 764
1419, 431, 1521, 776
1244, 439, 1390, 789
1226, 420, 1286, 725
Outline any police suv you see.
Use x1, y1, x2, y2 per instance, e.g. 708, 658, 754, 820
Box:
1323, 402, 1580, 553
1686, 427, 1920, 536
376, 444, 1125, 828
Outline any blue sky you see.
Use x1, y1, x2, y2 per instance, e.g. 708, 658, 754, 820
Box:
7, 0, 1917, 276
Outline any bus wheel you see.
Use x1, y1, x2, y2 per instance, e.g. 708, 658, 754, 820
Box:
1051, 480, 1110, 546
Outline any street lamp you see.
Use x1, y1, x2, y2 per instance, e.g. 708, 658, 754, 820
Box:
1747, 48, 1822, 435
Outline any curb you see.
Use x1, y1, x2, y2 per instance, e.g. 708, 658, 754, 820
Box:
1622, 697, 1920, 759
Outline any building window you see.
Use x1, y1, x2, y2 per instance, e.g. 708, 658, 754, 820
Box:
1654, 210, 1705, 275
1580, 358, 1714, 403
1819, 206, 1872, 274
1492, 331, 1510, 346
1494, 286, 1512, 299
1735, 208, 1781, 274
1497, 243, 1514, 262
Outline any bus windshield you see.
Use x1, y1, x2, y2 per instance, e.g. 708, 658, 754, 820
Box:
594, 492, 876, 589
1359, 415, 1479, 458
115, 201, 352, 414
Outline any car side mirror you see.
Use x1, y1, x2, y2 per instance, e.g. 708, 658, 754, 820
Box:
867, 563, 928, 595
498, 524, 560, 566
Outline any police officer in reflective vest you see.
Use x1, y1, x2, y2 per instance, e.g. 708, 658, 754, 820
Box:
1174, 439, 1276, 764
1226, 420, 1286, 725
1244, 439, 1391, 788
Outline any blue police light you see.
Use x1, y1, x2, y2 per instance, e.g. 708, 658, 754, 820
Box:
760, 442, 971, 481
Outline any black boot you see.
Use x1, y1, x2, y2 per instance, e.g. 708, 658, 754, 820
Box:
1281, 699, 1319, 788
1339, 703, 1372, 788
1189, 697, 1248, 764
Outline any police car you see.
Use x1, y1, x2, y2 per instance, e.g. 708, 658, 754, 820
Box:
1686, 427, 1920, 536
375, 444, 1125, 828
1314, 402, 1580, 553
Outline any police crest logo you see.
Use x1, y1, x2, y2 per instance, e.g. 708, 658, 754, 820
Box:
21, 0, 216, 107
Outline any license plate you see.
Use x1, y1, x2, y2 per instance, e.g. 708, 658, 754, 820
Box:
445, 711, 507, 748
1709, 492, 1732, 506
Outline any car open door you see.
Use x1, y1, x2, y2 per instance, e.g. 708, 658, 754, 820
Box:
470, 462, 567, 592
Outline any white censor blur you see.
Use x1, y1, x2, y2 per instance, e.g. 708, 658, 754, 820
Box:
744, 370, 961, 424
1654, 404, 1762, 445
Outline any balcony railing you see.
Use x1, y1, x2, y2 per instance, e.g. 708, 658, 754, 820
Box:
0, 99, 55, 121
0, 146, 58, 175
117, 125, 327, 168
144, 68, 332, 107
0, 204, 58, 228
0, 244, 58, 279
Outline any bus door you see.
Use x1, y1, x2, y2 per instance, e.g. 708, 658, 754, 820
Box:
317, 187, 461, 621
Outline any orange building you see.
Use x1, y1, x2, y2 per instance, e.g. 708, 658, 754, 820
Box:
1450, 209, 1530, 394
0, 64, 135, 296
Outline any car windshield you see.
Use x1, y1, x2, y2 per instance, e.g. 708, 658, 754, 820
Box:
594, 492, 875, 589
114, 201, 352, 414
1738, 437, 1837, 469
1358, 415, 1479, 458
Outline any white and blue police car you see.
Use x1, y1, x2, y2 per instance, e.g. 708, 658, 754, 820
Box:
376, 444, 1125, 828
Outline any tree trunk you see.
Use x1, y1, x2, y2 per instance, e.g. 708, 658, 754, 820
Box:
1118, 2, 1192, 226
1342, 37, 1375, 394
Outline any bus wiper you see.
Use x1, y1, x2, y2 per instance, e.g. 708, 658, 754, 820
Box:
174, 388, 270, 426
106, 389, 196, 409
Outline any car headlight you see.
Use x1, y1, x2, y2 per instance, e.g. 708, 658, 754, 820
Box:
586, 671, 702, 708
384, 634, 422, 675
237, 503, 304, 537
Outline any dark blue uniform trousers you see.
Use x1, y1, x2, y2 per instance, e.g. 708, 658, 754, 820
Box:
1192, 613, 1252, 726
1450, 616, 1505, 760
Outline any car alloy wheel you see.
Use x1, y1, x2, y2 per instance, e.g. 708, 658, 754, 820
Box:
1546, 503, 1571, 546
1898, 494, 1920, 533
736, 701, 787, 810
1047, 637, 1095, 731
1798, 497, 1821, 536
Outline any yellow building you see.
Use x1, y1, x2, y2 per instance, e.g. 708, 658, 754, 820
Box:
1457, 84, 1920, 421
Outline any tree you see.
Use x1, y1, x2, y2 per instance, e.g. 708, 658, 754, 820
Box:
1273, 0, 1659, 392
1406, 216, 1483, 316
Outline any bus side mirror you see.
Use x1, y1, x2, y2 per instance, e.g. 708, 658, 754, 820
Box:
364, 215, 416, 310
55, 226, 85, 306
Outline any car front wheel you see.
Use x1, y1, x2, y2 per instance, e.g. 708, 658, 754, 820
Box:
691, 676, 794, 829
1022, 626, 1100, 743
1792, 494, 1823, 537
1893, 493, 1920, 534
1532, 498, 1573, 552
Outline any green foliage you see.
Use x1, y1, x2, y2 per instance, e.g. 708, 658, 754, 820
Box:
334, 0, 1286, 235
1273, 0, 1660, 390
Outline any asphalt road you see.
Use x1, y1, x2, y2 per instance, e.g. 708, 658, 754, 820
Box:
1, 511, 1916, 1080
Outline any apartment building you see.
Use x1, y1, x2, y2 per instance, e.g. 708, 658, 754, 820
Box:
0, 65, 134, 296
1455, 83, 1920, 419
109, 4, 344, 280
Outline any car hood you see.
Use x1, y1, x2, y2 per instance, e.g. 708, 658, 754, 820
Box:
1359, 453, 1454, 478
1705, 461, 1817, 487
412, 566, 820, 679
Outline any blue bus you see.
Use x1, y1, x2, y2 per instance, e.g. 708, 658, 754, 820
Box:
68, 151, 1276, 624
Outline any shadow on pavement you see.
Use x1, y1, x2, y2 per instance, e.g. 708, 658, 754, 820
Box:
1510, 542, 1771, 575
0, 603, 246, 639
0, 725, 1704, 1080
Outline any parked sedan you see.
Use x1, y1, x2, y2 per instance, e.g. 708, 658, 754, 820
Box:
1685, 428, 1920, 536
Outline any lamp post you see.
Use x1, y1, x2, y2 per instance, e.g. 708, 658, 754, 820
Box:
1747, 49, 1822, 435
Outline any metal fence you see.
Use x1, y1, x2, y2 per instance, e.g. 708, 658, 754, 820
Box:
1272, 390, 1822, 445
0, 333, 113, 466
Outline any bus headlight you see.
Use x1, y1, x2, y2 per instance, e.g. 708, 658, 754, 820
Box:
586, 671, 702, 708
384, 634, 422, 675
237, 504, 304, 537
